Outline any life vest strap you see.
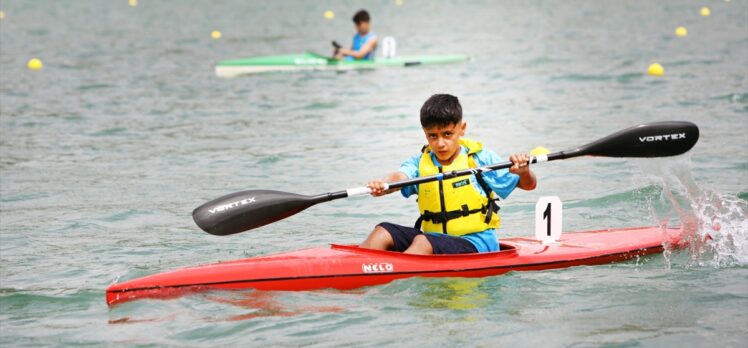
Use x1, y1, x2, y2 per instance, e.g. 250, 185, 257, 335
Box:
414, 203, 492, 230
437, 167, 447, 234
473, 169, 501, 224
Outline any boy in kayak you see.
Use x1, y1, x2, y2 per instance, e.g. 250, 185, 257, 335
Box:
360, 94, 536, 254
334, 10, 378, 61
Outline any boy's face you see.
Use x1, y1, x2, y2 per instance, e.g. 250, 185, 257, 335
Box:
355, 21, 370, 34
423, 122, 466, 163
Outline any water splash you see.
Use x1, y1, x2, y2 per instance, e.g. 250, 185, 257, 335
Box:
637, 157, 748, 268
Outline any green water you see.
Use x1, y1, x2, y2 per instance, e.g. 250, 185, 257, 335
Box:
1, 0, 747, 346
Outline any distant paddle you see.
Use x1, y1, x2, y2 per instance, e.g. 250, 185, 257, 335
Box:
332, 41, 342, 55
193, 121, 699, 236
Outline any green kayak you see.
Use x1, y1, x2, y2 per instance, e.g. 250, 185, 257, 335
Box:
214, 52, 471, 77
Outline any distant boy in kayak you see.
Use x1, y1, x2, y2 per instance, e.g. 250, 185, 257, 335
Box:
360, 94, 536, 254
334, 9, 377, 61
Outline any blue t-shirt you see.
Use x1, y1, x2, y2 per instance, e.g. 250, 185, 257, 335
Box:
345, 32, 377, 61
398, 146, 520, 252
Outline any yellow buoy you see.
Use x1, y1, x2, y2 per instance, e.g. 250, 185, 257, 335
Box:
128, 0, 138, 7
530, 146, 551, 156
211, 30, 222, 39
647, 63, 664, 77
395, 0, 404, 6
324, 10, 335, 20
675, 26, 688, 37
0, 10, 5, 20
700, 7, 710, 16
27, 58, 43, 71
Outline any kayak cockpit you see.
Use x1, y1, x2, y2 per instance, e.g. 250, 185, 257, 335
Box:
329, 243, 518, 259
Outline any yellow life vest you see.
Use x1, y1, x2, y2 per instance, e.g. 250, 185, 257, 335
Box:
416, 138, 500, 236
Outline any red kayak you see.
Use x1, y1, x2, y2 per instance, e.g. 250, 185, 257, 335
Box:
106, 226, 683, 306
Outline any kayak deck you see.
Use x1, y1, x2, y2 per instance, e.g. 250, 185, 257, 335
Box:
106, 226, 682, 306
214, 52, 471, 77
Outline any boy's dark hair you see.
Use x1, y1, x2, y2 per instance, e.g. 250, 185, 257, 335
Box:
352, 10, 370, 24
420, 94, 463, 128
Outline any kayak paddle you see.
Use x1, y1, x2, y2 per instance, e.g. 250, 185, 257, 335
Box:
193, 121, 699, 236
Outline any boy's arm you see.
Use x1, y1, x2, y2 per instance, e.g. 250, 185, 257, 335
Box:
508, 154, 537, 191
338, 38, 378, 59
367, 171, 408, 196
367, 153, 419, 197
366, 152, 536, 197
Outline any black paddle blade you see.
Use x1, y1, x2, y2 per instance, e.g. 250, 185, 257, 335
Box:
192, 190, 323, 236
575, 121, 699, 158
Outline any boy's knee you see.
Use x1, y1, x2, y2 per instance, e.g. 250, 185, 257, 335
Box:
370, 225, 393, 242
376, 222, 395, 231
372, 225, 388, 236
412, 234, 431, 246
360, 224, 395, 250
404, 234, 433, 255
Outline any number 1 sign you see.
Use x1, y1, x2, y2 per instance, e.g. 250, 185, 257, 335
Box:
535, 196, 562, 243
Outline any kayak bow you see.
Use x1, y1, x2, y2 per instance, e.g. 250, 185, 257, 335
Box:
106, 226, 683, 306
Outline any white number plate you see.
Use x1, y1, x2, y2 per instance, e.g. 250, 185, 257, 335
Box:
535, 196, 562, 243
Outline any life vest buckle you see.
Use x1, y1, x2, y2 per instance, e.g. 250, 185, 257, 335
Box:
460, 204, 470, 217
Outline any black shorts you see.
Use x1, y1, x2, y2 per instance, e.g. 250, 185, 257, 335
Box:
377, 222, 477, 254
